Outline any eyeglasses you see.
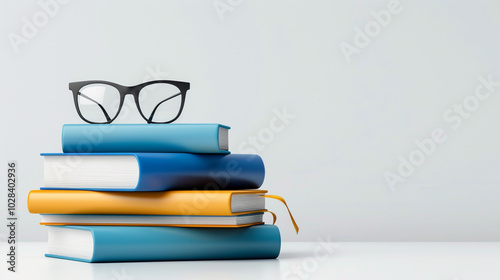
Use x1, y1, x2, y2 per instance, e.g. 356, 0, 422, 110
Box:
69, 80, 190, 124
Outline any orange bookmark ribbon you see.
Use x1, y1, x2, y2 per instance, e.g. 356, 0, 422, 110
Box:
261, 195, 299, 234
263, 210, 277, 225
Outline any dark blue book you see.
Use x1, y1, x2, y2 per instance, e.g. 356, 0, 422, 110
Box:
45, 225, 281, 262
42, 153, 265, 191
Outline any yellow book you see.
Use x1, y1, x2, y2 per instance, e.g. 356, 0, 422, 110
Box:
28, 190, 267, 216
28, 190, 299, 232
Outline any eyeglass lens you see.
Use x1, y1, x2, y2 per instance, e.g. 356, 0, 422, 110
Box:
138, 83, 183, 123
77, 83, 121, 123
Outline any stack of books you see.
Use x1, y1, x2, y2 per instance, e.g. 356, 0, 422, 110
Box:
28, 124, 284, 262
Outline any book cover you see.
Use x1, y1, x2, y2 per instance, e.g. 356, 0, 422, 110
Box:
62, 123, 230, 154
41, 153, 265, 191
46, 225, 281, 262
28, 190, 267, 215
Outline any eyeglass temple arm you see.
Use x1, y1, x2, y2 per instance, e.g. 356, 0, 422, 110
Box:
147, 92, 182, 123
79, 93, 112, 122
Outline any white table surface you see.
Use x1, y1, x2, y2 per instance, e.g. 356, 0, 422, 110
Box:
2, 242, 500, 280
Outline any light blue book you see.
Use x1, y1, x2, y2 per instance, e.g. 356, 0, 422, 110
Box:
45, 225, 281, 262
61, 123, 230, 154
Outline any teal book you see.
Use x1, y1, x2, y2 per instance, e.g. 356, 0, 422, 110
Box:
61, 123, 230, 154
41, 153, 265, 191
45, 225, 281, 262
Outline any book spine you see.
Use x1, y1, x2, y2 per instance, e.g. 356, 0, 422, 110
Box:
46, 225, 281, 262
61, 124, 230, 154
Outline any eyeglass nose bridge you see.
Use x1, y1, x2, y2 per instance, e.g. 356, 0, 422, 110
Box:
120, 88, 138, 97
116, 88, 141, 106
122, 87, 143, 101
119, 88, 150, 121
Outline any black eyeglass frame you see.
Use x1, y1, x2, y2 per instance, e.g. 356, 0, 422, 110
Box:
69, 80, 190, 124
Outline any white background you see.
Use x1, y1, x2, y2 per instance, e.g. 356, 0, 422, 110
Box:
2, 0, 500, 242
